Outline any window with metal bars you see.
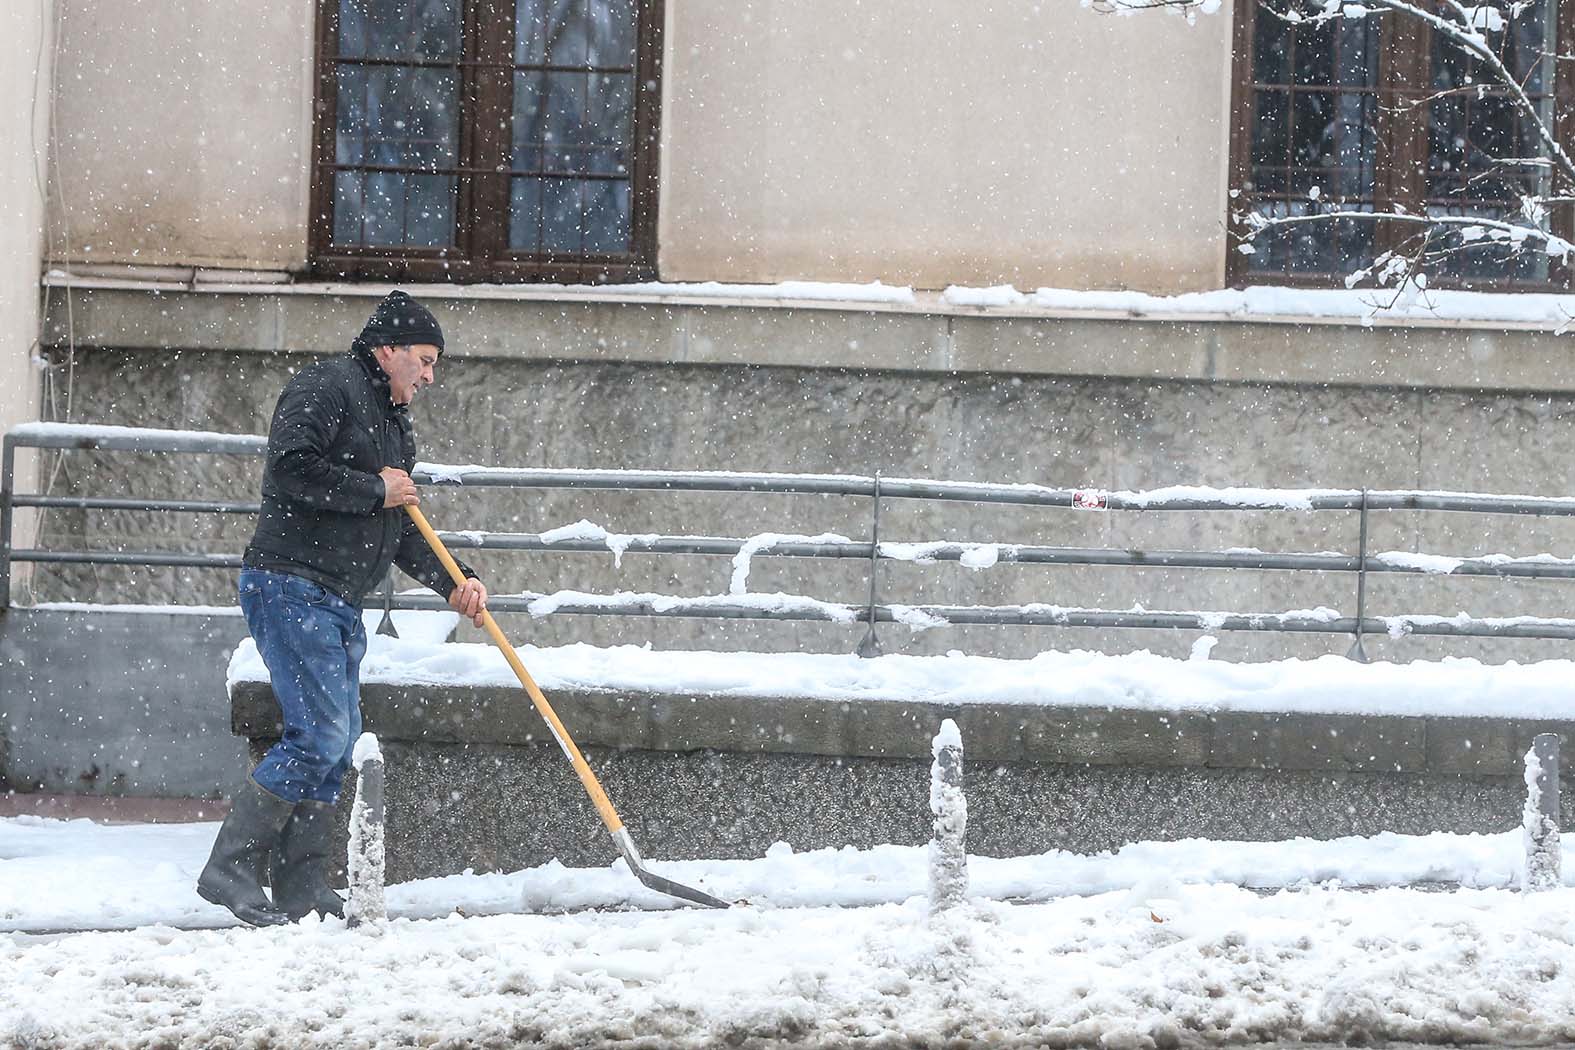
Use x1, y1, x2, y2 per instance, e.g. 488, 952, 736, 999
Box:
309, 0, 662, 283
1228, 0, 1574, 289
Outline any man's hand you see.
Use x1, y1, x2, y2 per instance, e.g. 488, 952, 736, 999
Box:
380, 467, 419, 508
449, 578, 488, 627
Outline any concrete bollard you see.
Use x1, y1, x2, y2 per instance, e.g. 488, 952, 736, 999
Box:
928, 718, 968, 912
1522, 733, 1561, 893
346, 732, 387, 927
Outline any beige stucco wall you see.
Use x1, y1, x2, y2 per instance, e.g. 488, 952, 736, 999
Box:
2, 0, 51, 424
46, 0, 315, 270
1, 0, 54, 569
658, 1, 1234, 292
2, 3, 52, 417
44, 0, 1233, 292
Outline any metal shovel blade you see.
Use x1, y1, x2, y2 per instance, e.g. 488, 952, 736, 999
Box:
614, 829, 735, 909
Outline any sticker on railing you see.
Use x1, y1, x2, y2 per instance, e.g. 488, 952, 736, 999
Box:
1073, 490, 1108, 510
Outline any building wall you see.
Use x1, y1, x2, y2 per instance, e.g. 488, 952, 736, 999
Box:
46, 0, 315, 271
1, 1, 50, 409
43, 0, 1231, 291
658, 1, 1232, 292
1, 0, 54, 555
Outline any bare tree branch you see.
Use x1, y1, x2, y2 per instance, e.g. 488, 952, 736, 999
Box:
1247, 208, 1551, 240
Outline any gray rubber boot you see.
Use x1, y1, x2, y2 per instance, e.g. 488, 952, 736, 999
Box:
270, 800, 346, 921
196, 778, 294, 927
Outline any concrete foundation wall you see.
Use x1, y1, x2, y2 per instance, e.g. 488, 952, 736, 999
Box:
14, 289, 1575, 802
232, 680, 1572, 882
329, 743, 1556, 884
0, 609, 250, 797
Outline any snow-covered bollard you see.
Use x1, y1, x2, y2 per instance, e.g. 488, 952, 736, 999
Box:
929, 719, 968, 912
346, 733, 387, 927
1522, 733, 1561, 893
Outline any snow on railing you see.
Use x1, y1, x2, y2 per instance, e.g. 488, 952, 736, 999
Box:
10, 422, 1575, 652
12, 422, 1575, 513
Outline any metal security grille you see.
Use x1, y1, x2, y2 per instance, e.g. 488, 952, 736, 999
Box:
310, 0, 663, 284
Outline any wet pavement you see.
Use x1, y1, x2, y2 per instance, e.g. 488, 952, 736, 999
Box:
0, 792, 225, 824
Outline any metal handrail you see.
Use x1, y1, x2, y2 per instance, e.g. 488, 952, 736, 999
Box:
13, 422, 1575, 513
7, 423, 1575, 649
427, 531, 1575, 579
378, 591, 1575, 640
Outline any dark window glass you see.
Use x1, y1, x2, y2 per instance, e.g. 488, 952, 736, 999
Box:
338, 0, 460, 60
517, 0, 637, 67
542, 178, 583, 253
584, 180, 632, 252
330, 7, 460, 250
507, 3, 638, 255
334, 65, 458, 170
1250, 205, 1377, 275
1240, 3, 1381, 277
1253, 9, 1291, 83
1422, 0, 1557, 281
314, 0, 658, 281
1251, 89, 1289, 172
1291, 18, 1335, 86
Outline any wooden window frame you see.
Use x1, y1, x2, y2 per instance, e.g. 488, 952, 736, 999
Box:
1227, 0, 1575, 291
307, 0, 664, 284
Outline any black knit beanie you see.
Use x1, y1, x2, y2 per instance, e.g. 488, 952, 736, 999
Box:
356, 290, 445, 354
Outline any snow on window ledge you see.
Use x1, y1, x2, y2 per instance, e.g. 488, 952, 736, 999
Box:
40, 269, 1575, 333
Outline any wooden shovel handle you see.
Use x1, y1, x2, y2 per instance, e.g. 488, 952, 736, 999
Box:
404, 504, 626, 836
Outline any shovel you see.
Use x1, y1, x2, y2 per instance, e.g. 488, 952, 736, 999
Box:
404, 504, 733, 909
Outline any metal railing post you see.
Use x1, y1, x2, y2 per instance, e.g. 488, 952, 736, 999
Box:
1347, 488, 1370, 663
856, 471, 882, 658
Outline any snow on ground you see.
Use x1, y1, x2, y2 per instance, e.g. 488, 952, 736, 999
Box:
29, 595, 1575, 1044
6, 816, 1575, 1047
1, 816, 1553, 933
13, 889, 1575, 1048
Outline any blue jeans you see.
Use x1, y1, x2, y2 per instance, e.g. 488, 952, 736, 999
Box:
239, 569, 367, 805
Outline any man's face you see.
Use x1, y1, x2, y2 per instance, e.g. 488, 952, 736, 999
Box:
374, 343, 439, 405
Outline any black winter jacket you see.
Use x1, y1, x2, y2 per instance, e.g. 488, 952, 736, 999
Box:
243, 342, 475, 607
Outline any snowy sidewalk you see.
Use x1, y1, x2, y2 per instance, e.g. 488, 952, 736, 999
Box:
0, 813, 1556, 931
7, 816, 1575, 1046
